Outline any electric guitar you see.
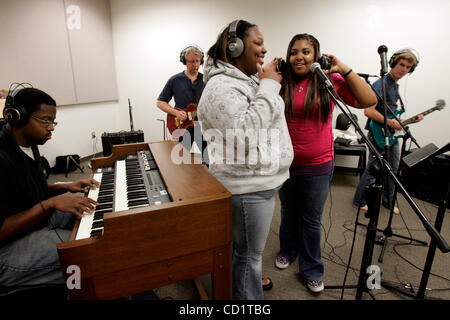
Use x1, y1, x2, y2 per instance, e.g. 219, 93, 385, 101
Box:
369, 99, 446, 149
166, 104, 197, 138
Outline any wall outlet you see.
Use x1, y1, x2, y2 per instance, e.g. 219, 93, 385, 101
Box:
91, 131, 96, 139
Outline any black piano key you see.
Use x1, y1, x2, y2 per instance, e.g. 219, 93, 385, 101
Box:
127, 191, 147, 200
90, 228, 103, 237
128, 198, 149, 206
97, 195, 114, 203
126, 175, 142, 180
95, 208, 112, 215
92, 221, 103, 229
127, 179, 144, 186
96, 203, 113, 211
127, 184, 145, 191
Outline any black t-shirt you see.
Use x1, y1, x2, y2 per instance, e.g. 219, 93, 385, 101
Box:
0, 125, 49, 243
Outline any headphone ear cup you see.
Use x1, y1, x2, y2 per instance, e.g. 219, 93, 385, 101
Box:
318, 55, 331, 70
3, 93, 28, 127
228, 37, 245, 59
3, 105, 28, 127
388, 54, 396, 69
180, 49, 187, 65
227, 20, 244, 59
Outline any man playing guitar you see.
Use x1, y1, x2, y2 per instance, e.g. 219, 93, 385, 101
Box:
353, 48, 423, 215
156, 45, 205, 150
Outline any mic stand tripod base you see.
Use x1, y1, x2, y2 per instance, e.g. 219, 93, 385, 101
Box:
380, 280, 442, 300
65, 155, 84, 178
325, 178, 383, 301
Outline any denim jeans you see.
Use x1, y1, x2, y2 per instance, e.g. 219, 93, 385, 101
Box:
0, 210, 75, 287
232, 187, 278, 300
353, 139, 400, 209
278, 170, 333, 281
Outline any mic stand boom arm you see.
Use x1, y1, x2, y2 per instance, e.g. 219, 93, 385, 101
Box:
325, 85, 449, 253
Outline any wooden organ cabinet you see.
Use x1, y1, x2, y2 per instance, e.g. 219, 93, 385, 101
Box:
56, 141, 232, 299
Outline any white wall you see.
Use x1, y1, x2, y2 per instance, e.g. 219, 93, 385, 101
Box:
40, 0, 450, 164
39, 101, 121, 165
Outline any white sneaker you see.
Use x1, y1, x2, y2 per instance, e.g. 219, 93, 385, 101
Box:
275, 255, 290, 269
306, 279, 324, 293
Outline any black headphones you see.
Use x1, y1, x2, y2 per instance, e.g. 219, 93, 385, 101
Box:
180, 45, 204, 65
2, 83, 33, 127
388, 48, 419, 73
227, 20, 245, 59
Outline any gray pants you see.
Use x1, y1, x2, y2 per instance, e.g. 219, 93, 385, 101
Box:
0, 210, 75, 287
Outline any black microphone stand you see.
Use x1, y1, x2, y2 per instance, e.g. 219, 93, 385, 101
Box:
360, 77, 427, 262
128, 98, 135, 132
321, 80, 449, 300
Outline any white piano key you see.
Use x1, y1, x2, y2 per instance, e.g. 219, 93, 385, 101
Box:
114, 160, 129, 212
75, 172, 103, 240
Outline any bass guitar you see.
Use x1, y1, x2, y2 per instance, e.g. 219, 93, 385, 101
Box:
369, 99, 445, 149
166, 104, 197, 139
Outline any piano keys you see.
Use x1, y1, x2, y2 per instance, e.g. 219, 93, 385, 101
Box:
75, 150, 171, 240
57, 141, 232, 300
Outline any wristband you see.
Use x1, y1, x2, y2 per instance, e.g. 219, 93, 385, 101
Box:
343, 69, 352, 78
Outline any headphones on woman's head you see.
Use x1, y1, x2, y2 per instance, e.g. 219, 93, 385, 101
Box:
389, 48, 419, 73
227, 20, 245, 59
180, 45, 204, 65
2, 82, 33, 127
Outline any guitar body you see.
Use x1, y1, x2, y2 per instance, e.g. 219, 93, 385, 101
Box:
369, 109, 404, 149
166, 104, 197, 138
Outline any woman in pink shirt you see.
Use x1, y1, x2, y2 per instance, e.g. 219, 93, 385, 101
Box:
275, 34, 376, 293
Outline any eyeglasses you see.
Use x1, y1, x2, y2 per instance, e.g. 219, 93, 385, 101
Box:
30, 115, 58, 127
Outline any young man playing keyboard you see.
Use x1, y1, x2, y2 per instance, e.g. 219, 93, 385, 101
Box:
0, 85, 99, 289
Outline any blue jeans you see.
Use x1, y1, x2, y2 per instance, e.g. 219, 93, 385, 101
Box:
353, 139, 400, 209
232, 187, 278, 300
278, 170, 333, 281
0, 210, 75, 287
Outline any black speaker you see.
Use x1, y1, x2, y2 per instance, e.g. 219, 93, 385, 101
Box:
400, 149, 449, 208
101, 130, 144, 156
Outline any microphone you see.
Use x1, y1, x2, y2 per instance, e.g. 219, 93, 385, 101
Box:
378, 45, 388, 74
357, 73, 379, 78
310, 62, 333, 89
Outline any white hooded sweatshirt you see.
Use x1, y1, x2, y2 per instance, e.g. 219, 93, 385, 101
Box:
197, 57, 293, 195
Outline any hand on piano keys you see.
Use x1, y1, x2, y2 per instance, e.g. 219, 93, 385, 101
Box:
46, 192, 99, 218
66, 178, 101, 194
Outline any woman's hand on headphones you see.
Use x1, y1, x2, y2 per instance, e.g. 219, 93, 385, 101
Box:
258, 58, 282, 83
323, 54, 350, 76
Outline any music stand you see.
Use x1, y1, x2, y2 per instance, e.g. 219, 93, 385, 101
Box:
381, 142, 450, 299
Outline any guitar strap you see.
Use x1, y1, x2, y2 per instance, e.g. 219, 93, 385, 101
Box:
195, 73, 204, 105
398, 95, 405, 112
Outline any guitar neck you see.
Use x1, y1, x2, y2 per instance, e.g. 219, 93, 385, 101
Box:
402, 107, 438, 126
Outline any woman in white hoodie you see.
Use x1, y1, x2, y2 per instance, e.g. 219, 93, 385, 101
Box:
197, 20, 293, 300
